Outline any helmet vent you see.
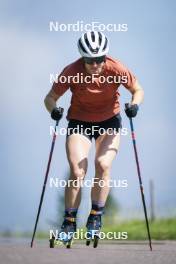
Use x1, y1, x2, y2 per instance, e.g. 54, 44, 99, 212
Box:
91, 31, 95, 42
78, 39, 87, 53
102, 38, 108, 51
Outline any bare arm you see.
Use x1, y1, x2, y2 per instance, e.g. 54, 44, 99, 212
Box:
127, 80, 144, 105
44, 89, 61, 113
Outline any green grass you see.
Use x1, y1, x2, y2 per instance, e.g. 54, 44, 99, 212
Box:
1, 218, 176, 240
102, 218, 176, 240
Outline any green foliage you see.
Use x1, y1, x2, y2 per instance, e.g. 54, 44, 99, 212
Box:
102, 218, 176, 240
103, 192, 119, 225
3, 218, 176, 240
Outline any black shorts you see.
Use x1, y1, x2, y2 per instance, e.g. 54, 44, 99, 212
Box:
66, 114, 122, 142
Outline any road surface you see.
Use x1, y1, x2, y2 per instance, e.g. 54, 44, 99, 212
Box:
0, 240, 175, 264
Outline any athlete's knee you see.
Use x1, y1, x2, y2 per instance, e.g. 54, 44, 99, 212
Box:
68, 157, 88, 179
70, 166, 86, 181
95, 158, 111, 174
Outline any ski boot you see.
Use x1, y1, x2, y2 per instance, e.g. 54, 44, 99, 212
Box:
86, 213, 102, 248
50, 218, 76, 249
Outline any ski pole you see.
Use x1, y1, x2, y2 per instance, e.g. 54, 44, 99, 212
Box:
31, 110, 63, 248
125, 103, 152, 251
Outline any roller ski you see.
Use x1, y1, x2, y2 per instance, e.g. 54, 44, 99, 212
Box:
49, 218, 76, 249
86, 213, 102, 248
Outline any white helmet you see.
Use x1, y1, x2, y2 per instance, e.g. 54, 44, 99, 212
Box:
78, 31, 109, 58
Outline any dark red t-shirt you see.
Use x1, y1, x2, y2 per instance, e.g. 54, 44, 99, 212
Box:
52, 56, 136, 122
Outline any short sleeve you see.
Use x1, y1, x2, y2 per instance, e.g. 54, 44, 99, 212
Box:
122, 67, 137, 89
51, 66, 70, 97
113, 59, 137, 89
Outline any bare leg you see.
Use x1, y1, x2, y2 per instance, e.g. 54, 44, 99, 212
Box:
91, 133, 120, 204
65, 134, 92, 209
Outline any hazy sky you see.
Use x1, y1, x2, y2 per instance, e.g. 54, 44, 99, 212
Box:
0, 0, 176, 232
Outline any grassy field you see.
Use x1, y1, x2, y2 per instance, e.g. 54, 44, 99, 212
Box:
102, 218, 176, 240
1, 218, 176, 241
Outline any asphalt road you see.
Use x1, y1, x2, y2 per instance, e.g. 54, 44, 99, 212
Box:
0, 240, 176, 264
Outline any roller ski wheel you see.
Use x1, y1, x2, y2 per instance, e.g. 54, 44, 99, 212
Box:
57, 219, 76, 249
86, 240, 91, 246
49, 238, 73, 249
55, 237, 73, 249
49, 235, 55, 248
93, 235, 99, 248
86, 214, 102, 248
65, 239, 73, 249
86, 231, 100, 247
49, 236, 63, 248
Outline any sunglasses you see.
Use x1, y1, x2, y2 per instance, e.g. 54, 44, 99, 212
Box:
83, 56, 106, 65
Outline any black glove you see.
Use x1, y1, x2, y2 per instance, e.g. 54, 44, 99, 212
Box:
125, 104, 139, 118
51, 107, 64, 121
